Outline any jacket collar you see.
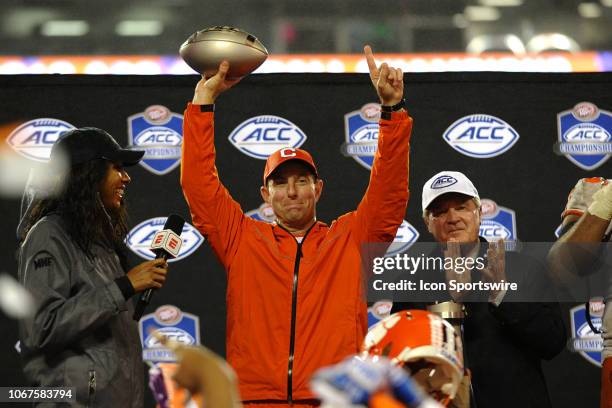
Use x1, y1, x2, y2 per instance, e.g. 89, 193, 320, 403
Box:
273, 220, 321, 241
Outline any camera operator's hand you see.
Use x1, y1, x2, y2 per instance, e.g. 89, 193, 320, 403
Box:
126, 259, 168, 292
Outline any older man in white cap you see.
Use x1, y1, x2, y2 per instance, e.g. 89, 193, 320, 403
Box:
418, 170, 566, 408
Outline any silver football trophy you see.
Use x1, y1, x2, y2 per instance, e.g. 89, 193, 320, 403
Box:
179, 26, 268, 79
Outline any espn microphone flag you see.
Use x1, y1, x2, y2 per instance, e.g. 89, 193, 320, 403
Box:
133, 214, 185, 321
150, 230, 182, 258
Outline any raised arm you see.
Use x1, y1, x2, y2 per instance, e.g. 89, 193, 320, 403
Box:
547, 178, 611, 286
180, 62, 249, 270
352, 46, 413, 244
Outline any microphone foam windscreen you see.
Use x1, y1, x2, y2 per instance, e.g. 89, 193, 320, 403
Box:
164, 214, 185, 235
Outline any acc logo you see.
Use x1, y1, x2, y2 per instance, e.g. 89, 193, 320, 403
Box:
443, 114, 519, 158
343, 103, 381, 170
246, 202, 276, 223
555, 102, 612, 170
126, 217, 204, 262
385, 220, 420, 257
431, 175, 458, 190
367, 299, 393, 329
139, 305, 200, 363
128, 105, 183, 175
6, 118, 76, 162
228, 116, 307, 159
144, 328, 195, 348
479, 199, 517, 251
570, 303, 603, 367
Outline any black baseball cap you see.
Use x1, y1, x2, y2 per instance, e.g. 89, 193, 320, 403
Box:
50, 127, 144, 167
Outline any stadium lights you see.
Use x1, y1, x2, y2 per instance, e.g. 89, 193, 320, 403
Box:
578, 2, 603, 17
467, 34, 526, 55
452, 14, 469, 29
464, 6, 501, 21
40, 20, 89, 37
526, 33, 581, 53
115, 20, 164, 36
479, 0, 523, 7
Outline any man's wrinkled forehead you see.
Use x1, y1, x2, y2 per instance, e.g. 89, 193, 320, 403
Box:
427, 192, 476, 212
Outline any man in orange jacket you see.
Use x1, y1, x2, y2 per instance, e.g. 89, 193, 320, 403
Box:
181, 45, 412, 407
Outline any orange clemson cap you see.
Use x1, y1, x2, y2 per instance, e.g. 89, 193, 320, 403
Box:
263, 147, 318, 185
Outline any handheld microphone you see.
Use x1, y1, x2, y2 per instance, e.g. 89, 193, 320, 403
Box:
133, 214, 185, 321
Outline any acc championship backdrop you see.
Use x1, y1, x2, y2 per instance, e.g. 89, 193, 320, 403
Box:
0, 73, 610, 407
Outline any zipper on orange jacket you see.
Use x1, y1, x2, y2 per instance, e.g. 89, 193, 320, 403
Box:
280, 221, 316, 404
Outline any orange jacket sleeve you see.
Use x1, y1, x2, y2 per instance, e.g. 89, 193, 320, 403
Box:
352, 110, 413, 244
180, 103, 247, 270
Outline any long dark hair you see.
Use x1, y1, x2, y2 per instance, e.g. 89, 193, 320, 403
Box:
21, 159, 130, 261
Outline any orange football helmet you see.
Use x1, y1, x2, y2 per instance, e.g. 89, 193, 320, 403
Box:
362, 310, 464, 405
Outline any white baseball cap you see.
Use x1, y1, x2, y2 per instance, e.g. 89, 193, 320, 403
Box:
422, 171, 480, 211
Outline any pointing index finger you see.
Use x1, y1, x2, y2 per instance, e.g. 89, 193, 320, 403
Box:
364, 45, 378, 76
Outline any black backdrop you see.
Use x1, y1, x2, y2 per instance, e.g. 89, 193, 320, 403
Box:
0, 72, 611, 407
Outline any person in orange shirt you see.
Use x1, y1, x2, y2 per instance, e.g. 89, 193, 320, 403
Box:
181, 45, 412, 407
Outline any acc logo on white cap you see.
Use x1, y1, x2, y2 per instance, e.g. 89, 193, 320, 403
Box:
431, 175, 458, 189
127, 217, 204, 262
6, 118, 76, 162
228, 116, 307, 159
443, 114, 519, 158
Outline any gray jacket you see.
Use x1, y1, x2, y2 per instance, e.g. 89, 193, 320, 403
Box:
18, 214, 143, 407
